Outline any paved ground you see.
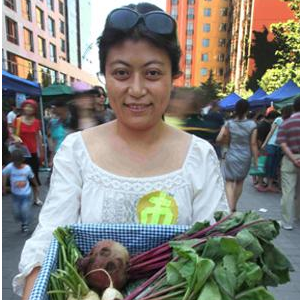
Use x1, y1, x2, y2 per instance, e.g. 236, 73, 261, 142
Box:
2, 173, 300, 299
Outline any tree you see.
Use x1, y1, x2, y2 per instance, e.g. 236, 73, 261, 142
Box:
246, 27, 278, 91
259, 0, 300, 92
198, 70, 222, 104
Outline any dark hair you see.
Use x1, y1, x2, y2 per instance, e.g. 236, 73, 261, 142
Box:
235, 99, 249, 120
281, 105, 293, 120
94, 85, 107, 98
266, 110, 279, 120
98, 2, 182, 77
11, 149, 25, 164
293, 95, 300, 112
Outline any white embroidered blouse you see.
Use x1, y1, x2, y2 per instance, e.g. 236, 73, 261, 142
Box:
13, 132, 228, 296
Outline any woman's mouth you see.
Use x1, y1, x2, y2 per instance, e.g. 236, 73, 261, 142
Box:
124, 103, 152, 112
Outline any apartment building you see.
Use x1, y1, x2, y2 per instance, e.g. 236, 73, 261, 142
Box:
167, 0, 232, 87
2, 0, 98, 86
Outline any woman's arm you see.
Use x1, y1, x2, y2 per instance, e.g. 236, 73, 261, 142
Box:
261, 123, 277, 149
22, 267, 41, 300
216, 125, 229, 145
250, 129, 259, 167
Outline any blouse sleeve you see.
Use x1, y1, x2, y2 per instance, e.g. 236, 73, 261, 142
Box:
12, 133, 83, 296
188, 138, 228, 224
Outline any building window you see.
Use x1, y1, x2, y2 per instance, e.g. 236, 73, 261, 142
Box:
47, 0, 54, 11
23, 28, 34, 52
186, 45, 193, 51
188, 7, 194, 19
219, 23, 227, 32
203, 23, 211, 32
59, 72, 66, 83
50, 43, 57, 62
187, 21, 193, 35
186, 53, 192, 65
48, 17, 55, 37
171, 0, 178, 4
38, 36, 46, 57
220, 8, 228, 16
36, 7, 45, 30
218, 68, 224, 76
186, 39, 193, 47
218, 53, 225, 62
188, 0, 195, 4
203, 8, 211, 17
38, 65, 56, 86
171, 7, 177, 17
22, 0, 32, 21
202, 39, 210, 47
4, 0, 15, 10
59, 1, 64, 15
7, 51, 34, 80
5, 17, 18, 45
201, 53, 209, 62
61, 39, 66, 52
201, 68, 208, 76
59, 20, 65, 34
218, 39, 226, 47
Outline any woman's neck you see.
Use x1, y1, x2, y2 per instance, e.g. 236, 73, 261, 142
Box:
22, 115, 35, 122
115, 120, 167, 148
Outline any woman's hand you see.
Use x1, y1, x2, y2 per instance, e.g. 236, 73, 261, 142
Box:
22, 267, 41, 300
13, 135, 23, 143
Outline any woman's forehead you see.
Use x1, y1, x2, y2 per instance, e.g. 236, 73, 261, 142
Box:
106, 39, 170, 66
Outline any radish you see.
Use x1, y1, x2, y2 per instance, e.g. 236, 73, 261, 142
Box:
67, 290, 100, 300
77, 240, 129, 293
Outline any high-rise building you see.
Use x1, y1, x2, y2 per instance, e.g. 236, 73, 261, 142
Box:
2, 0, 98, 86
224, 0, 294, 89
167, 0, 232, 87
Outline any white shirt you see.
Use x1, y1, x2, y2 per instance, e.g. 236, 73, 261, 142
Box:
13, 132, 228, 296
7, 110, 17, 124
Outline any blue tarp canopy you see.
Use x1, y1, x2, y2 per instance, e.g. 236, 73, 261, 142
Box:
250, 80, 300, 107
218, 92, 242, 111
248, 88, 267, 107
2, 70, 41, 96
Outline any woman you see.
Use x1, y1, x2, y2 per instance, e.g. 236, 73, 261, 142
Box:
15, 3, 228, 299
217, 100, 258, 212
12, 99, 43, 206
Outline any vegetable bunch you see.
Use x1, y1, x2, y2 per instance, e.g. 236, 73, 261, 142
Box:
125, 211, 293, 300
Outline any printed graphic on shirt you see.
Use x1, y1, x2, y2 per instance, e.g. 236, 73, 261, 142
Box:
14, 180, 27, 188
136, 191, 178, 225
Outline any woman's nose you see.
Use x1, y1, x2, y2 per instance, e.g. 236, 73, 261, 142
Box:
128, 74, 146, 98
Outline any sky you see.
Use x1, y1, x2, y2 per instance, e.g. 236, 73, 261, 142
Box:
84, 0, 167, 83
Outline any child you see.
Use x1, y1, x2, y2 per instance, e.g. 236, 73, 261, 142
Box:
2, 149, 39, 232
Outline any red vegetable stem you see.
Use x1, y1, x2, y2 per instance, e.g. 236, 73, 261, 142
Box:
129, 253, 171, 271
142, 290, 185, 300
139, 282, 186, 300
140, 274, 167, 298
129, 261, 167, 274
130, 213, 233, 265
124, 266, 167, 300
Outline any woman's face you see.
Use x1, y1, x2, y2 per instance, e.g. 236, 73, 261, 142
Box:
105, 39, 173, 131
73, 94, 94, 110
23, 104, 35, 116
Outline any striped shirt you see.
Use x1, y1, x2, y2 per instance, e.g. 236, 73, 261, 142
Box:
277, 112, 300, 154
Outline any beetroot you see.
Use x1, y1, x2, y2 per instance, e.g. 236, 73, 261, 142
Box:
77, 240, 130, 293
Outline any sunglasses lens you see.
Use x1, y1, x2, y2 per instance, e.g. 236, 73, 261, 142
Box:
109, 9, 139, 30
145, 13, 175, 34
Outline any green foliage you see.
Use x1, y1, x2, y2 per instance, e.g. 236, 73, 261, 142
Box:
199, 70, 222, 104
259, 0, 300, 92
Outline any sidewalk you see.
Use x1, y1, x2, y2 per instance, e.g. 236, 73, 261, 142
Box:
2, 173, 300, 299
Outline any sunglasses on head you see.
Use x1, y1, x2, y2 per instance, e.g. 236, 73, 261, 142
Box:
107, 8, 176, 35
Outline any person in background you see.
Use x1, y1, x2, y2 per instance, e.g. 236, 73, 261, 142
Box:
69, 82, 101, 131
259, 107, 293, 193
15, 3, 228, 298
217, 100, 258, 212
277, 98, 300, 230
47, 99, 71, 167
11, 99, 43, 206
94, 86, 116, 124
7, 104, 19, 134
2, 149, 39, 233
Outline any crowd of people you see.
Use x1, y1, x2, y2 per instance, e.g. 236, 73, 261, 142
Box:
0, 2, 299, 300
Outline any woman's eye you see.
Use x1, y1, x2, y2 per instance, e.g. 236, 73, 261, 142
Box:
146, 69, 162, 79
113, 69, 129, 79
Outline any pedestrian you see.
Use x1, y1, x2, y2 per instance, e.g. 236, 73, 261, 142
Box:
2, 149, 39, 233
94, 85, 116, 124
14, 3, 228, 299
69, 81, 101, 131
259, 107, 293, 193
217, 99, 258, 212
277, 97, 300, 230
6, 104, 19, 135
11, 99, 44, 206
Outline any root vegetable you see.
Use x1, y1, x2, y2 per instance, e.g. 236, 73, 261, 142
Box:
77, 240, 129, 293
67, 290, 100, 300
